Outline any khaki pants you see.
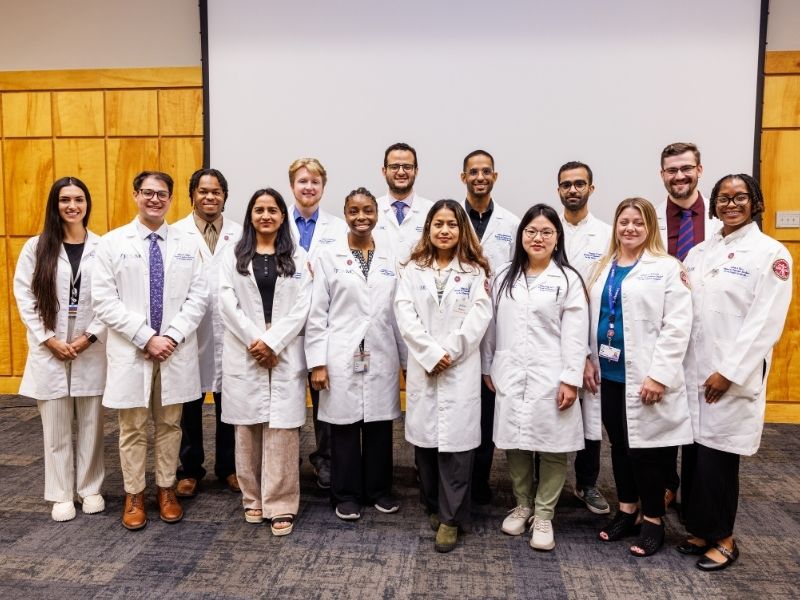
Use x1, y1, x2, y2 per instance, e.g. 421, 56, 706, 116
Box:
507, 450, 567, 520
118, 364, 183, 494
235, 424, 299, 518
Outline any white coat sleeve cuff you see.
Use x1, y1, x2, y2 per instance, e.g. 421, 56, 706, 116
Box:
132, 325, 157, 350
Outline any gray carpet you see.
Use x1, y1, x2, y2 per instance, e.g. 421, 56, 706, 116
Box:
1, 394, 798, 599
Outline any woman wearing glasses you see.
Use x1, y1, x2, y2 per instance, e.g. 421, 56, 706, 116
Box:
584, 197, 693, 558
678, 175, 792, 571
13, 177, 107, 522
482, 204, 588, 551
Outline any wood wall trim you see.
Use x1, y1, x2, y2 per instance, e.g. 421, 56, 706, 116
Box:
0, 67, 202, 91
0, 377, 22, 394
765, 51, 800, 75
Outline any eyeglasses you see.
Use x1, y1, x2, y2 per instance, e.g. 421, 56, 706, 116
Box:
466, 168, 494, 178
714, 193, 750, 207
558, 180, 588, 192
197, 188, 224, 198
138, 188, 170, 200
522, 227, 556, 240
662, 165, 698, 177
386, 163, 416, 173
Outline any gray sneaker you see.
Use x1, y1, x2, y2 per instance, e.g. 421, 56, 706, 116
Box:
575, 485, 610, 514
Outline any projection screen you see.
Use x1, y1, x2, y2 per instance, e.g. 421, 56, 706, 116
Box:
205, 0, 766, 224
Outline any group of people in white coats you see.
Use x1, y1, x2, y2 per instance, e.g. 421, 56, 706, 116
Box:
13, 141, 793, 571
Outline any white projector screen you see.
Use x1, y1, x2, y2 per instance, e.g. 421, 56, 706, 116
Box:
205, 0, 764, 226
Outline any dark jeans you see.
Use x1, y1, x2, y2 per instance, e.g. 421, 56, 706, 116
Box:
600, 379, 675, 518
307, 375, 331, 470
177, 392, 235, 481
471, 378, 495, 496
329, 419, 393, 506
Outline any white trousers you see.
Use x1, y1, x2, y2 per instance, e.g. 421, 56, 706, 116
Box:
38, 395, 105, 503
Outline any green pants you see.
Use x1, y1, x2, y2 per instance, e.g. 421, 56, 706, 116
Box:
506, 450, 567, 520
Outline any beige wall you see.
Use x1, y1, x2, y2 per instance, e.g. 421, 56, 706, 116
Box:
0, 0, 200, 70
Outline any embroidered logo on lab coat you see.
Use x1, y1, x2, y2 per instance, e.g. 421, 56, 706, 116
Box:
723, 266, 750, 278
495, 233, 513, 243
773, 259, 790, 281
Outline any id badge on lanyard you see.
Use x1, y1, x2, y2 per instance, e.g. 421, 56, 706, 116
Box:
353, 351, 370, 373
601, 258, 636, 363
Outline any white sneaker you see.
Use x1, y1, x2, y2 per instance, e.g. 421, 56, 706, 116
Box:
51, 501, 76, 522
530, 516, 555, 551
81, 494, 105, 514
501, 505, 533, 536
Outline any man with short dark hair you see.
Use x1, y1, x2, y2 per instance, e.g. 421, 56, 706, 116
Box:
463, 149, 520, 505
374, 142, 432, 262
93, 171, 208, 530
173, 168, 243, 498
557, 160, 612, 516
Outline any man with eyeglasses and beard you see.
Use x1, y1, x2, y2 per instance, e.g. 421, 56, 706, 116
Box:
655, 142, 721, 515
557, 161, 612, 518
374, 142, 432, 262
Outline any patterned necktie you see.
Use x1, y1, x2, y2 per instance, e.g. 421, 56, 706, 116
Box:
149, 232, 164, 333
393, 201, 407, 225
676, 209, 694, 261
203, 221, 218, 254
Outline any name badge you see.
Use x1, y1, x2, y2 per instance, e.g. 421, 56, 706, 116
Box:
599, 344, 621, 362
453, 299, 469, 316
353, 351, 370, 373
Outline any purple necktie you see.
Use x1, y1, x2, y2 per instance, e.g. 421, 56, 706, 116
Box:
676, 209, 694, 261
393, 201, 407, 225
149, 232, 164, 333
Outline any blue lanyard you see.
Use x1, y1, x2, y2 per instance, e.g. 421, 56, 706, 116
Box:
605, 258, 637, 344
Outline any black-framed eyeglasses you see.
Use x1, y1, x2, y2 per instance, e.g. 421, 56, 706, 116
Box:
138, 189, 170, 200
662, 165, 698, 177
714, 193, 750, 207
466, 168, 494, 177
559, 180, 588, 192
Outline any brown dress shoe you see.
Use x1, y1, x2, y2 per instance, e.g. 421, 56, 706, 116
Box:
226, 473, 241, 493
122, 492, 147, 530
157, 486, 184, 523
175, 477, 198, 498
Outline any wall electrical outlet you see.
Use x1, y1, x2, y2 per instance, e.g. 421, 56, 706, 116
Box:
776, 211, 800, 228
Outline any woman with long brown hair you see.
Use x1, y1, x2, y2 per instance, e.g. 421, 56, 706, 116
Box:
13, 177, 107, 522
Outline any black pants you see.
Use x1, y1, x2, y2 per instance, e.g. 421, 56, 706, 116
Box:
471, 378, 495, 496
308, 375, 330, 470
600, 379, 675, 518
177, 392, 235, 480
415, 446, 474, 527
329, 419, 393, 506
685, 443, 740, 541
574, 393, 601, 488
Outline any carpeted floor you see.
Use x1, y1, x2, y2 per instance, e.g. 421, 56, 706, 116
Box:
1, 394, 798, 599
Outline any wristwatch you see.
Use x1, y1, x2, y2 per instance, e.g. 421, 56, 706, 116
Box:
85, 332, 98, 344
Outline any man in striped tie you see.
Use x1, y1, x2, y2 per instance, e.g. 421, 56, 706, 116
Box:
655, 142, 721, 517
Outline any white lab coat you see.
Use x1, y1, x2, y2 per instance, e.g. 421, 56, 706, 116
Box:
287, 204, 348, 266
584, 251, 693, 448
173, 214, 242, 393
218, 245, 312, 428
92, 219, 208, 408
469, 201, 520, 276
655, 196, 721, 254
683, 222, 793, 456
394, 260, 492, 452
483, 262, 588, 453
374, 193, 433, 262
306, 240, 407, 424
14, 232, 108, 400
560, 212, 612, 282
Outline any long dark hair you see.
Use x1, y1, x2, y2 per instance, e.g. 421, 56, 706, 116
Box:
32, 177, 92, 332
234, 188, 296, 277
407, 199, 491, 275
498, 203, 586, 300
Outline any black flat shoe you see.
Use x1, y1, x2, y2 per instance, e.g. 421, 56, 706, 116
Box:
696, 541, 739, 571
630, 520, 665, 557
676, 539, 710, 556
599, 510, 640, 542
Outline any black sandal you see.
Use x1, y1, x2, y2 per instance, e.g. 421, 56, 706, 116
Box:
599, 510, 640, 542
696, 541, 739, 571
630, 520, 665, 557
676, 538, 709, 556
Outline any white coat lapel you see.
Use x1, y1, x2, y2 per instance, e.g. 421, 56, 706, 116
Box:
419, 266, 439, 304
481, 210, 502, 245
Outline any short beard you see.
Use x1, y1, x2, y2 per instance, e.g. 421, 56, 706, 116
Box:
669, 182, 696, 200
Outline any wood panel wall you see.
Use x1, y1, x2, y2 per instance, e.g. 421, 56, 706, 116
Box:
762, 51, 800, 423
0, 67, 202, 393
